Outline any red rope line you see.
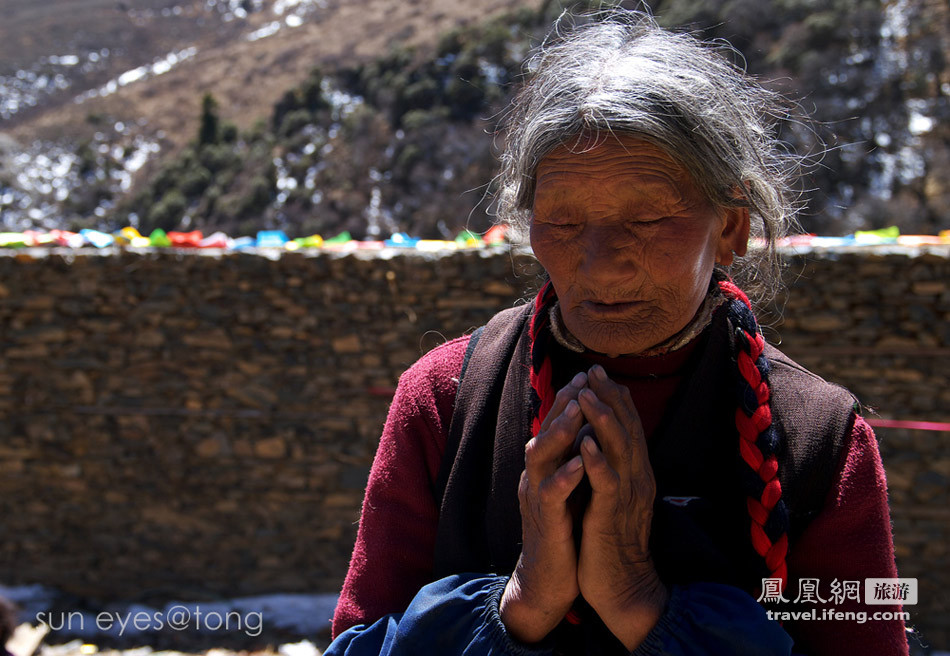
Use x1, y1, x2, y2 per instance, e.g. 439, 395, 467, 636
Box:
866, 418, 950, 431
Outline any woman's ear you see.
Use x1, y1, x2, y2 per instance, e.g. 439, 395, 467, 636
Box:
715, 206, 750, 266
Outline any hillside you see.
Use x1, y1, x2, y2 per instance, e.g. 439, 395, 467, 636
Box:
1, 0, 539, 139
1, 0, 948, 239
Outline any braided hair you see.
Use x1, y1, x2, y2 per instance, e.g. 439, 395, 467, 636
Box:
719, 280, 789, 589
527, 276, 789, 593
528, 279, 558, 439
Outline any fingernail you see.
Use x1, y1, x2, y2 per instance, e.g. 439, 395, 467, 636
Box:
590, 364, 607, 382
567, 455, 584, 472
582, 435, 598, 453
580, 388, 596, 402
565, 399, 579, 417
571, 372, 587, 387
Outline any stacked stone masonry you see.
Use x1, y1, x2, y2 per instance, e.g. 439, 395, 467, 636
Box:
0, 245, 947, 647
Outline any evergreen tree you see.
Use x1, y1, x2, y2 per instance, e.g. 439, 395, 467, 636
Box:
198, 93, 220, 146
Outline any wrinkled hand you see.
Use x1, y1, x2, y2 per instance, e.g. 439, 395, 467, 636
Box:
500, 372, 588, 644
576, 364, 668, 650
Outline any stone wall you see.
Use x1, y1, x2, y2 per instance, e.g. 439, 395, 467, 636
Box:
763, 247, 950, 651
0, 245, 947, 646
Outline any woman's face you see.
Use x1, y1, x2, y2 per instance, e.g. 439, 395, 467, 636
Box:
530, 134, 749, 357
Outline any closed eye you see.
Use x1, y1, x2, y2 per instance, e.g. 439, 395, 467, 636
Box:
535, 217, 582, 230
628, 216, 668, 226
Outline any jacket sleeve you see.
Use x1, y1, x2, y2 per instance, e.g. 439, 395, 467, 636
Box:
631, 582, 794, 656
782, 415, 909, 655
330, 576, 796, 656
326, 574, 553, 656
332, 336, 469, 637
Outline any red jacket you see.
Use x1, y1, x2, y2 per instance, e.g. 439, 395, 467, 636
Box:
333, 333, 908, 654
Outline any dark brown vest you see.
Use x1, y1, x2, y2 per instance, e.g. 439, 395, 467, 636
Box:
433, 302, 856, 651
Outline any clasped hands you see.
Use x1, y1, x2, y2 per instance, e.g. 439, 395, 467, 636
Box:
500, 365, 669, 650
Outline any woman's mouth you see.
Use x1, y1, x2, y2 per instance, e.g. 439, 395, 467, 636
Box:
581, 299, 643, 317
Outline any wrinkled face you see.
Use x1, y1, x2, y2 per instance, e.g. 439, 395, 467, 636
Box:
530, 134, 748, 357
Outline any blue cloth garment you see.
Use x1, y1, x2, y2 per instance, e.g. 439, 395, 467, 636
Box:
326, 574, 796, 656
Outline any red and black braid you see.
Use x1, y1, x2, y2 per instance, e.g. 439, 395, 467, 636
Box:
526, 277, 790, 596
529, 279, 558, 438
718, 279, 790, 591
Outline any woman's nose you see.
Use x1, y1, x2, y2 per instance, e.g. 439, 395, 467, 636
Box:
577, 226, 635, 284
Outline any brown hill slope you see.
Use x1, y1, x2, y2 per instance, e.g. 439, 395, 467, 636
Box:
4, 0, 542, 147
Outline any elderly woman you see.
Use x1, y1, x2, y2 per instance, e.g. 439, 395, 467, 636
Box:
327, 10, 907, 656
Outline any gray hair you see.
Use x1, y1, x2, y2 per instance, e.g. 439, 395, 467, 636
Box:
497, 8, 803, 306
